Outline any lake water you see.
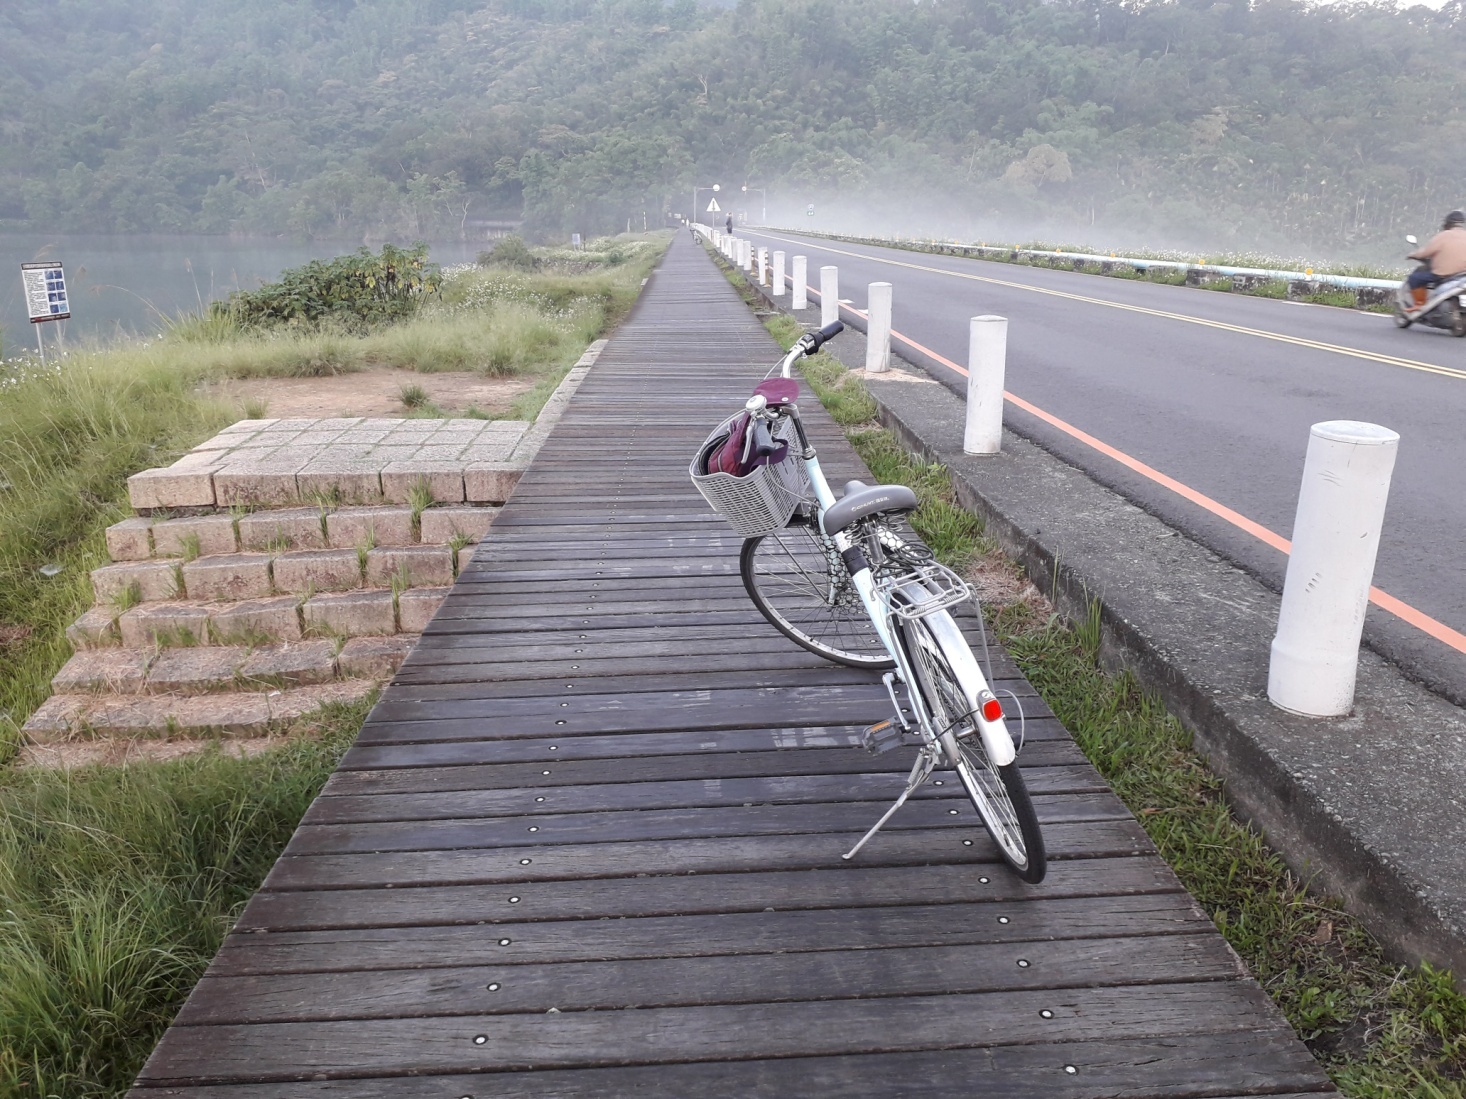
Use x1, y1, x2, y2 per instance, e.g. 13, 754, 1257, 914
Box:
0, 234, 485, 355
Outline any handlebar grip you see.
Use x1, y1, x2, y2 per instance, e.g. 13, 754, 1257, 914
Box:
798, 320, 845, 355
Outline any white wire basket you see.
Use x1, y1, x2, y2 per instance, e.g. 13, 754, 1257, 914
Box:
690, 414, 811, 538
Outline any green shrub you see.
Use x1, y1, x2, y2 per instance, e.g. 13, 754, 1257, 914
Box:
217, 244, 440, 331
482, 235, 539, 271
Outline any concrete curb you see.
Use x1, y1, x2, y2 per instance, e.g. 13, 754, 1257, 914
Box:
726, 242, 1466, 982
510, 338, 607, 464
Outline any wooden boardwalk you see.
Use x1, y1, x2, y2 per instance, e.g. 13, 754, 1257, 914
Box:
132, 234, 1338, 1098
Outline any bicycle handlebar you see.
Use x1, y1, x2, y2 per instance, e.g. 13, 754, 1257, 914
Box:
800, 320, 845, 354
780, 320, 845, 378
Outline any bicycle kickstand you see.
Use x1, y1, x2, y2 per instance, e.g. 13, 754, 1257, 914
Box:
842, 743, 940, 861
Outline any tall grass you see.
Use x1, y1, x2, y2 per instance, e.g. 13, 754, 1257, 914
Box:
0, 700, 367, 1097
0, 353, 230, 760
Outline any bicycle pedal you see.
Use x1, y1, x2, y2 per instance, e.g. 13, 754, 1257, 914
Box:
861, 719, 907, 756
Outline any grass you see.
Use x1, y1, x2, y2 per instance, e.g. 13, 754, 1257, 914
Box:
0, 697, 371, 1097
398, 383, 430, 409
166, 264, 650, 382
764, 297, 1466, 1097
0, 353, 232, 761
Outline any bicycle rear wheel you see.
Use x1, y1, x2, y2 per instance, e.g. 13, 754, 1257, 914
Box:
741, 521, 894, 669
900, 613, 1046, 882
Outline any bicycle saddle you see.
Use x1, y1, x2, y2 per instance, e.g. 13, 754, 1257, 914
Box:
822, 479, 918, 534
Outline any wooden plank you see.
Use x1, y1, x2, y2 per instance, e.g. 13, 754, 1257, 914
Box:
133, 982, 1294, 1084
206, 892, 1216, 976
321, 739, 1089, 795
175, 934, 1242, 1024
128, 1035, 1335, 1099
280, 793, 1134, 858
235, 857, 1181, 932
262, 820, 1153, 890
302, 768, 1115, 825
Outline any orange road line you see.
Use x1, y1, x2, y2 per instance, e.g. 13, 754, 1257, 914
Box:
813, 286, 1466, 654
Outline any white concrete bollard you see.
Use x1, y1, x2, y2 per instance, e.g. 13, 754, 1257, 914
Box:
758, 247, 768, 286
742, 239, 754, 272
964, 316, 1008, 455
792, 256, 808, 310
820, 266, 839, 328
773, 251, 786, 296
1268, 421, 1400, 717
866, 282, 892, 373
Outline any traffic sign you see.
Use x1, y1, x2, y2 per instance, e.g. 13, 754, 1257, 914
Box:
707, 198, 721, 212
21, 262, 69, 323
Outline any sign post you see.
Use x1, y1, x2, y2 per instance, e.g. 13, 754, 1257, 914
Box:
21, 261, 70, 366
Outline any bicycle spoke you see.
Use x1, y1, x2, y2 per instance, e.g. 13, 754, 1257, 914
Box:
742, 524, 892, 668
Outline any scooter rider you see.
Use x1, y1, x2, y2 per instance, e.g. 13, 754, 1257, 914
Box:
1406, 209, 1466, 310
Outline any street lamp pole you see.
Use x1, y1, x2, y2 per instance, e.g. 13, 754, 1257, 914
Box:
742, 184, 766, 225
692, 183, 722, 228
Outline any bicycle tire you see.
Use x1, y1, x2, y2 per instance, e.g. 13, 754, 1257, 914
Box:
741, 521, 895, 669
900, 613, 1047, 882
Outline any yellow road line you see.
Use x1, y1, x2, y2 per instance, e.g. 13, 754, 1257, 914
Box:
756, 232, 1466, 382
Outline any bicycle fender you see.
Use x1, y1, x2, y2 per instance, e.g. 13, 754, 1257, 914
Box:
921, 610, 1017, 767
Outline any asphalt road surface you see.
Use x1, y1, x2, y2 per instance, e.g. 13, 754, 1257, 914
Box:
744, 228, 1466, 706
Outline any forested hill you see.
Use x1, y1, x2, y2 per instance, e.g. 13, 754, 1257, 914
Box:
2, 0, 1464, 254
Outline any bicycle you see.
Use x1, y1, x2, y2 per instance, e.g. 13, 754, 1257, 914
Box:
691, 320, 1047, 883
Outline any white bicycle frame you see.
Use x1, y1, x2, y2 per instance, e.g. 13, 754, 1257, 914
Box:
752, 343, 1018, 826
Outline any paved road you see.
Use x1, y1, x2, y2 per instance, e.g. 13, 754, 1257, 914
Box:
745, 228, 1466, 705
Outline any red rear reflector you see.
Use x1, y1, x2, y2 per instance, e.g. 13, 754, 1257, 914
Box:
981, 697, 1004, 722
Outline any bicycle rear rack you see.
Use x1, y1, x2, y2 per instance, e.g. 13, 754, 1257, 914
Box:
876, 561, 973, 621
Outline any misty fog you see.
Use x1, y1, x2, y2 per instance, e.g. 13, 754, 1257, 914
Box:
2, 0, 1463, 266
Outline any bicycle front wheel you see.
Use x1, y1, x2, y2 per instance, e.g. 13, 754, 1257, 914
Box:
900, 613, 1046, 882
741, 521, 895, 669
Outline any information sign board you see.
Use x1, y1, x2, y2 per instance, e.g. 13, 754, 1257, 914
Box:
21, 262, 70, 323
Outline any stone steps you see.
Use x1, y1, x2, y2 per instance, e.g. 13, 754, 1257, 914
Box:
20, 347, 606, 760
104, 503, 497, 561
24, 679, 380, 742
126, 418, 530, 512
89, 501, 491, 615
42, 495, 489, 753
48, 635, 411, 697
70, 579, 453, 649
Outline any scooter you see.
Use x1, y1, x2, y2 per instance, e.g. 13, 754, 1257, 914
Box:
1395, 234, 1466, 335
